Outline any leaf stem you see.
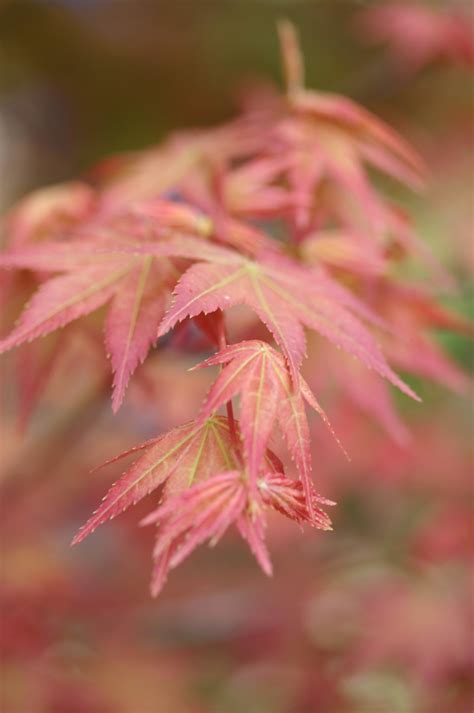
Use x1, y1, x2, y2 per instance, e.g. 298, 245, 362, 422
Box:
216, 310, 242, 463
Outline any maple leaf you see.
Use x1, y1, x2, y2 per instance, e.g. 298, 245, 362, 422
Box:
174, 152, 298, 223
100, 119, 261, 211
141, 471, 260, 596
72, 414, 326, 598
104, 260, 168, 411
141, 467, 333, 597
0, 251, 168, 411
193, 340, 346, 505
0, 228, 237, 410
134, 198, 283, 258
258, 472, 335, 530
375, 282, 471, 394
71, 415, 239, 545
311, 190, 455, 290
301, 229, 387, 278
155, 248, 418, 400
267, 20, 426, 240
0, 230, 234, 274
219, 156, 296, 219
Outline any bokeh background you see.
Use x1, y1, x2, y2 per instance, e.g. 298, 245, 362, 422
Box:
1, 2, 473, 712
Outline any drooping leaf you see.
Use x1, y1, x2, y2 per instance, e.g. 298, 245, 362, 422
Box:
142, 471, 250, 596
308, 337, 410, 445
378, 282, 471, 394
72, 416, 315, 597
71, 416, 238, 545
141, 465, 333, 596
193, 340, 346, 506
266, 19, 427, 240
258, 472, 335, 530
0, 232, 227, 409
0, 262, 133, 349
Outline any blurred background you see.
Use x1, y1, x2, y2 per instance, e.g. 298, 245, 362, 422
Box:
0, 2, 473, 712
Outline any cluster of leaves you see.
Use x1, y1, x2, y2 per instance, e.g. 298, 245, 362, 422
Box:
0, 21, 468, 596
